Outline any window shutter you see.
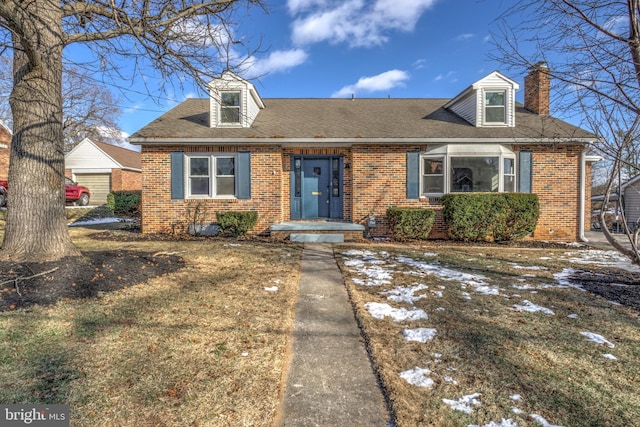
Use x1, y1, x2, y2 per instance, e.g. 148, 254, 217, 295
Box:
406, 151, 420, 199
236, 151, 251, 199
518, 150, 532, 193
171, 152, 184, 199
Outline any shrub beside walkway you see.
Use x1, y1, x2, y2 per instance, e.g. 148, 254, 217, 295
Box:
278, 243, 390, 426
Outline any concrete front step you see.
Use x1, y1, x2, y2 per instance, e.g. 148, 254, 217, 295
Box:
290, 233, 345, 243
270, 221, 365, 242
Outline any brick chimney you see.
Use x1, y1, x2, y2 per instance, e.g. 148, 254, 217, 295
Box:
524, 62, 550, 115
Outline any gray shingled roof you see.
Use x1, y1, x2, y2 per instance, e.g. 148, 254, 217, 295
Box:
93, 140, 141, 170
129, 98, 596, 143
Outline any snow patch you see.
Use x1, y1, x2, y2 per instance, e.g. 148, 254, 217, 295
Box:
364, 302, 427, 321
512, 300, 555, 315
402, 328, 437, 343
581, 332, 615, 348
529, 414, 564, 427
381, 284, 428, 304
399, 367, 434, 388
469, 419, 521, 427
442, 392, 482, 414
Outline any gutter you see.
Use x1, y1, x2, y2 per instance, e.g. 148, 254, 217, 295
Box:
127, 137, 598, 146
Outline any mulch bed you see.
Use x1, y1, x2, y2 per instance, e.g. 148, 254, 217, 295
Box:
1, 230, 638, 312
0, 249, 184, 312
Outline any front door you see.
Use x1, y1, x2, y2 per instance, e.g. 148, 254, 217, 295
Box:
302, 158, 331, 218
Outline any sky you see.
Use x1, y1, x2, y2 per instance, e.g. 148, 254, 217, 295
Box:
115, 0, 525, 142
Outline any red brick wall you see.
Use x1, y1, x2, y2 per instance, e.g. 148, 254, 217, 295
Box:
518, 144, 583, 241
141, 145, 282, 235
141, 142, 589, 241
111, 169, 142, 191
0, 126, 11, 181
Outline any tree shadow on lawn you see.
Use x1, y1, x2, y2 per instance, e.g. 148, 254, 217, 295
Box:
0, 250, 185, 312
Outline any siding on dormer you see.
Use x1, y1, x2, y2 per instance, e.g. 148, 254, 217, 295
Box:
448, 91, 478, 126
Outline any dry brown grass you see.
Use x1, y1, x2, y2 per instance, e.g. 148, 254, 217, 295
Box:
337, 244, 640, 427
0, 226, 303, 426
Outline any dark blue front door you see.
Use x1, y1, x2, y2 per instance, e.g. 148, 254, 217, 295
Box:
302, 159, 330, 218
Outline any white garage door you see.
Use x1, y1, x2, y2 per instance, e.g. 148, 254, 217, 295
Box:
75, 173, 111, 205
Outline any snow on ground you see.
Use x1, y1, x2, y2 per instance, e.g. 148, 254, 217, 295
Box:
399, 367, 434, 388
512, 300, 555, 315
342, 247, 631, 425
69, 217, 132, 226
402, 328, 436, 343
442, 392, 482, 414
469, 419, 520, 427
381, 284, 428, 304
364, 302, 427, 321
580, 332, 615, 348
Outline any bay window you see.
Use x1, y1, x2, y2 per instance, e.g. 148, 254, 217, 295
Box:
420, 145, 516, 196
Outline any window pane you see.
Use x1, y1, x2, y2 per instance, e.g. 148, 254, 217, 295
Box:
216, 158, 235, 176
423, 158, 443, 174
216, 177, 235, 195
221, 108, 240, 123
486, 107, 505, 123
190, 158, 209, 176
504, 158, 514, 175
486, 92, 505, 106
191, 177, 209, 195
221, 92, 240, 106
450, 157, 499, 192
504, 176, 515, 192
423, 176, 444, 193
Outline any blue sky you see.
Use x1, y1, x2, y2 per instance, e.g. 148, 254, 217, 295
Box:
118, 0, 523, 139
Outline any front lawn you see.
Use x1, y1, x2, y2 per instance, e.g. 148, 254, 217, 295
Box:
336, 245, 640, 427
0, 226, 303, 426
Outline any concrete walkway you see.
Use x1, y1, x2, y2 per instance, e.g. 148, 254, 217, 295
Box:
279, 243, 390, 427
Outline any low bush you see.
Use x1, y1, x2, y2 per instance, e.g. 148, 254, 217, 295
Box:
216, 211, 258, 238
386, 207, 435, 241
442, 193, 539, 242
107, 191, 141, 217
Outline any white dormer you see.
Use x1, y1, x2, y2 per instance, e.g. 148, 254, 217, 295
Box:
444, 71, 519, 127
207, 71, 264, 128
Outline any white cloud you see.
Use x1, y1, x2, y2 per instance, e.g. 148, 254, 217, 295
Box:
455, 33, 475, 41
289, 0, 437, 47
332, 69, 409, 97
247, 49, 308, 78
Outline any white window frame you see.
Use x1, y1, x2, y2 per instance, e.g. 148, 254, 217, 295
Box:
219, 90, 242, 126
421, 155, 446, 196
420, 145, 516, 196
483, 89, 507, 126
186, 153, 237, 199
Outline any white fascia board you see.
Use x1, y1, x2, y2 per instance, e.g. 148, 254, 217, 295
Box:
585, 155, 603, 162
128, 137, 598, 146
0, 143, 7, 149
72, 168, 112, 174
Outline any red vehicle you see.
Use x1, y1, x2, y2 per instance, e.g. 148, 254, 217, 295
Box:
0, 177, 90, 206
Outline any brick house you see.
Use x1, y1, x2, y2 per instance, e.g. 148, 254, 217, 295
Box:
129, 64, 600, 241
65, 138, 141, 205
0, 121, 11, 181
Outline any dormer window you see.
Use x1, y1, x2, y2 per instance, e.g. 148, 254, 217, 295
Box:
485, 91, 506, 124
221, 91, 241, 124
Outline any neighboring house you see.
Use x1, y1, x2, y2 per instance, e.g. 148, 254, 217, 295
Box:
599, 175, 640, 229
65, 138, 142, 205
129, 63, 600, 241
0, 121, 11, 181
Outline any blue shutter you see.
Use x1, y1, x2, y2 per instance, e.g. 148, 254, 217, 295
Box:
519, 150, 532, 193
171, 152, 184, 199
407, 151, 420, 199
236, 151, 251, 199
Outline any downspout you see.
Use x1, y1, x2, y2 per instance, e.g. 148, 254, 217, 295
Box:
579, 145, 603, 242
579, 148, 588, 242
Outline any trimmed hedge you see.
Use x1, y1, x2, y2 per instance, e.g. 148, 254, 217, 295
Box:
386, 207, 436, 241
441, 193, 539, 242
106, 190, 141, 217
216, 210, 258, 238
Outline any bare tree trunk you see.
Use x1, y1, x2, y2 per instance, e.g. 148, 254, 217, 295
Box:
0, 1, 80, 261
